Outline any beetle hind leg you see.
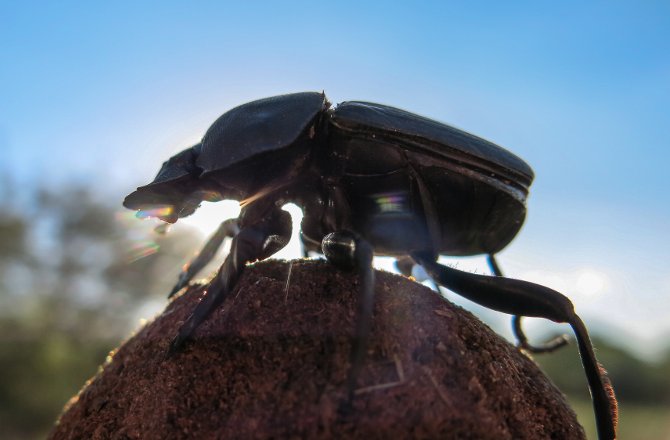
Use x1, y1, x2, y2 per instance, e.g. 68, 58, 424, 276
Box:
511, 315, 569, 353
395, 256, 442, 293
413, 252, 617, 440
487, 254, 569, 354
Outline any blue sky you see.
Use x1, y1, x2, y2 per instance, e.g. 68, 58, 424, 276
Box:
2, 1, 669, 357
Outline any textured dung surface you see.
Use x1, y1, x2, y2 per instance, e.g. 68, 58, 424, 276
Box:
49, 259, 585, 439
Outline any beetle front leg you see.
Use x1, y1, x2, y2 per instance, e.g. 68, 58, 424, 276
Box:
412, 251, 617, 440
168, 218, 240, 298
487, 254, 569, 353
168, 208, 292, 354
321, 231, 375, 402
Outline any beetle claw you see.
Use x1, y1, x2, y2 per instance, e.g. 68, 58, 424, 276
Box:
168, 277, 188, 298
166, 334, 184, 358
513, 316, 570, 353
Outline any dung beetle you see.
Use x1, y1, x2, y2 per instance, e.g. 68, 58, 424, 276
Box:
124, 92, 617, 439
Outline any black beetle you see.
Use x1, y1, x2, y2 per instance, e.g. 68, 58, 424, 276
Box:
124, 92, 617, 439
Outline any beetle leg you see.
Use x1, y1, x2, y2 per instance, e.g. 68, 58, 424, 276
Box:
486, 254, 569, 353
395, 256, 442, 293
168, 218, 240, 298
510, 315, 569, 353
299, 231, 319, 258
395, 255, 414, 278
168, 208, 292, 354
412, 251, 617, 440
321, 231, 375, 402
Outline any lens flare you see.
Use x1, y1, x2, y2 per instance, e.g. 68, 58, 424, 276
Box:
115, 210, 163, 262
373, 192, 408, 214
136, 205, 174, 219
576, 270, 607, 297
127, 241, 160, 262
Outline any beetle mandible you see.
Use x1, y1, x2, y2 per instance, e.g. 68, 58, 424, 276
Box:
124, 92, 617, 439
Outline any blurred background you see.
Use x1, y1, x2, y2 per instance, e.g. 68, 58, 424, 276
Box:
1, 2, 668, 438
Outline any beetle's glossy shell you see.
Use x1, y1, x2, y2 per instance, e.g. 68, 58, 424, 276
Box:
330, 101, 533, 189
323, 101, 533, 255
198, 92, 327, 175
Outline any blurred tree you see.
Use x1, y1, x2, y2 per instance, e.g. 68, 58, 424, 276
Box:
536, 336, 670, 439
536, 335, 670, 405
0, 182, 201, 439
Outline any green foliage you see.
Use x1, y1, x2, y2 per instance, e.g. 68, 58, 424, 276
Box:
535, 336, 670, 439
536, 334, 670, 405
0, 326, 113, 439
0, 182, 201, 439
569, 398, 670, 440
0, 215, 28, 261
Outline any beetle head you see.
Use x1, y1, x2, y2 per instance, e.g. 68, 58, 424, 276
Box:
124, 143, 217, 223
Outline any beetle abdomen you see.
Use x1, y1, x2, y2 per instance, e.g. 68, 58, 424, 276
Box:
330, 101, 534, 190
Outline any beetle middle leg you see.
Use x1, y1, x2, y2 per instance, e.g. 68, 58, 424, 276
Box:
486, 254, 569, 354
321, 230, 375, 403
395, 256, 442, 293
411, 251, 617, 440
168, 207, 292, 354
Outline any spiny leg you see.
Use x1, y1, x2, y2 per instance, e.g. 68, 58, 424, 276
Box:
168, 208, 292, 354
169, 218, 240, 298
487, 254, 569, 353
322, 231, 375, 402
412, 251, 617, 440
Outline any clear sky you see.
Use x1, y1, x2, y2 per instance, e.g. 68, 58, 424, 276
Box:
2, 1, 669, 358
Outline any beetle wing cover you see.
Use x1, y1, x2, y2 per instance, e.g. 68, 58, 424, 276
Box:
330, 101, 534, 188
198, 92, 328, 174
